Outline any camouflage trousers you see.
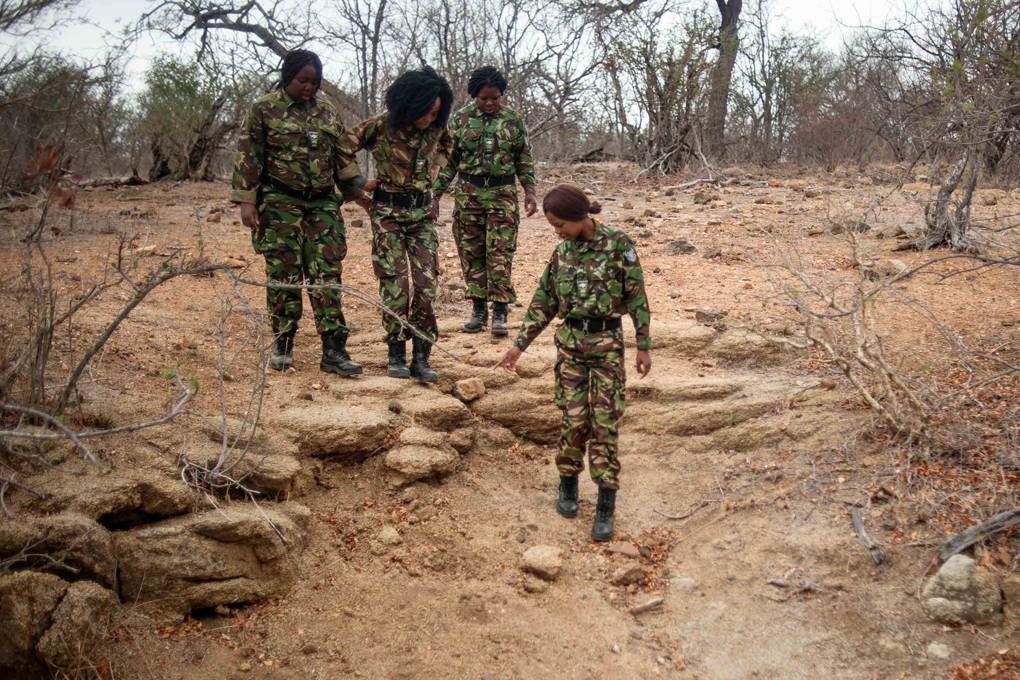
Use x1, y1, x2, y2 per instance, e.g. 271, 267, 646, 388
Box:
451, 182, 519, 303
370, 203, 439, 343
253, 190, 347, 335
553, 325, 626, 490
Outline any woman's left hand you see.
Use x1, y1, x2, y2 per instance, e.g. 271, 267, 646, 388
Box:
635, 350, 651, 378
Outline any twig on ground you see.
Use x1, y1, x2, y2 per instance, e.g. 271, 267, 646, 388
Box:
937, 507, 1020, 561
850, 507, 888, 565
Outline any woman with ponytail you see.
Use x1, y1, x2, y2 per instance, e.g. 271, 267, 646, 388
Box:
495, 184, 652, 542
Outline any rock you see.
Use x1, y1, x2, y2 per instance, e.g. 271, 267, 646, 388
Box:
622, 200, 634, 209
472, 387, 560, 445
693, 189, 718, 205
706, 329, 783, 364
36, 581, 119, 671
980, 193, 998, 206
378, 526, 402, 546
604, 542, 641, 559
629, 596, 664, 615
0, 571, 68, 675
523, 576, 548, 593
403, 392, 472, 430
279, 403, 392, 459
702, 246, 723, 259
667, 239, 696, 255
642, 208, 657, 217
688, 308, 729, 325
384, 445, 458, 484
0, 512, 116, 587
233, 454, 306, 496
522, 545, 563, 581
672, 576, 698, 592
754, 195, 781, 205
114, 502, 310, 622
610, 564, 645, 586
926, 642, 951, 660
447, 427, 476, 454
922, 555, 1002, 624
32, 468, 193, 527
453, 377, 486, 403
803, 187, 822, 198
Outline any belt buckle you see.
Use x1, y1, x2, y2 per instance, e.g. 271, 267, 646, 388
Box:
581, 318, 591, 333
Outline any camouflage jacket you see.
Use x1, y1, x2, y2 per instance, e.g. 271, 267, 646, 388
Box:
434, 102, 536, 196
230, 89, 362, 203
345, 113, 453, 194
514, 221, 652, 351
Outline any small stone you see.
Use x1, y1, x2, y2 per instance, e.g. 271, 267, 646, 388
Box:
611, 644, 621, 654
387, 400, 402, 414
622, 200, 634, 209
301, 643, 318, 655
702, 246, 722, 259
693, 189, 717, 205
672, 576, 698, 592
922, 554, 1002, 624
642, 208, 657, 217
667, 239, 696, 255
629, 596, 664, 615
523, 576, 548, 593
378, 526, 402, 546
926, 642, 951, 659
453, 377, 486, 403
804, 187, 822, 198
239, 661, 253, 672
522, 545, 563, 581
610, 565, 645, 586
604, 542, 641, 559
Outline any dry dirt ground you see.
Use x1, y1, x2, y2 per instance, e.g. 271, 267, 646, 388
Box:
2, 163, 1019, 679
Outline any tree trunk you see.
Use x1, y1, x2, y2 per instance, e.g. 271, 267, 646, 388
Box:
148, 137, 172, 182
895, 151, 978, 252
706, 0, 742, 161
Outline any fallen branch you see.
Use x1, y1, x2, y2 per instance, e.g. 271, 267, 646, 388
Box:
654, 496, 723, 521
850, 507, 887, 565
937, 507, 1020, 561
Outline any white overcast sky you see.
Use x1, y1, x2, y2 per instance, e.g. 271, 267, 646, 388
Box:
32, 0, 903, 85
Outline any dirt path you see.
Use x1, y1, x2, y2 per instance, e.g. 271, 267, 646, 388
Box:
3, 170, 1018, 679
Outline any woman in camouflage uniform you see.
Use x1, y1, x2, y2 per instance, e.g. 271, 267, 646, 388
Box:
433, 66, 537, 337
345, 67, 453, 382
496, 185, 652, 542
231, 50, 365, 376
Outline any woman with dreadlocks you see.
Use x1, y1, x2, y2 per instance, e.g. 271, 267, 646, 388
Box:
231, 49, 365, 376
344, 66, 454, 382
434, 66, 537, 337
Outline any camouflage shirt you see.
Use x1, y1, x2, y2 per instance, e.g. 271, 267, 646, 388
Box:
230, 89, 362, 203
514, 221, 652, 351
434, 102, 536, 195
344, 113, 453, 194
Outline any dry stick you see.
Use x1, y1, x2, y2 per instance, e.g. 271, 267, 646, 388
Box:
654, 497, 723, 521
937, 507, 1020, 561
850, 507, 887, 565
0, 402, 96, 462
229, 274, 461, 361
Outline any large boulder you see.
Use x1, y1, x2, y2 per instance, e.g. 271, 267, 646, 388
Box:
471, 384, 560, 445
384, 445, 459, 485
402, 392, 473, 430
0, 512, 116, 588
0, 571, 68, 676
36, 581, 119, 672
115, 501, 310, 621
30, 468, 193, 528
278, 403, 393, 459
922, 554, 1002, 624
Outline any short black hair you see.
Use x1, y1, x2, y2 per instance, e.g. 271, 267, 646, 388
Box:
279, 49, 322, 89
385, 66, 453, 131
467, 66, 507, 97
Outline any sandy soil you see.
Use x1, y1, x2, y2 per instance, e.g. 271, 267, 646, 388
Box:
1, 163, 1018, 679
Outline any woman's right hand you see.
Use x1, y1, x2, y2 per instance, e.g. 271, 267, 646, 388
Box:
240, 203, 260, 235
493, 346, 522, 373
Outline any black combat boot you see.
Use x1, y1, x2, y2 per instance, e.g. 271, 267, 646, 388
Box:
387, 340, 410, 379
409, 336, 439, 383
268, 329, 296, 372
320, 329, 362, 376
462, 298, 488, 333
556, 475, 579, 518
491, 302, 509, 337
591, 486, 617, 542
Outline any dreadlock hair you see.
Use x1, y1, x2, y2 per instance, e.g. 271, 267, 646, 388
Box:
385, 66, 453, 131
279, 49, 322, 90
467, 66, 508, 97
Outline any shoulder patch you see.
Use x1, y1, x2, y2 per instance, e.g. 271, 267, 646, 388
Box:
624, 248, 637, 263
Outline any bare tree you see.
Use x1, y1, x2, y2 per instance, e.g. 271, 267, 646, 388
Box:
705, 0, 741, 160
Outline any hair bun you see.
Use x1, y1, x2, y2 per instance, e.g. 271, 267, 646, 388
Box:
588, 201, 603, 215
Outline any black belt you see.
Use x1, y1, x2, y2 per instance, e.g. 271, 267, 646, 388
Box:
265, 178, 335, 202
565, 317, 622, 333
374, 188, 432, 209
460, 173, 515, 188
